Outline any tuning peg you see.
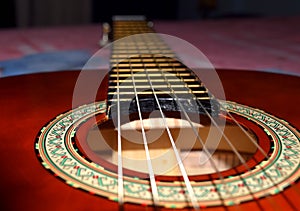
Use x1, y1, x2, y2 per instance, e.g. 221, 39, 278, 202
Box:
147, 21, 154, 28
99, 22, 111, 46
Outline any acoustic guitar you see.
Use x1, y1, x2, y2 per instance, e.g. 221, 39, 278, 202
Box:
1, 16, 299, 211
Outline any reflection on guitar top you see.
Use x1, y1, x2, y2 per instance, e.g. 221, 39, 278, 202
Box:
34, 16, 300, 210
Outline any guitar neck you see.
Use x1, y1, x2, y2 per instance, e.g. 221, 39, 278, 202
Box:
107, 17, 220, 118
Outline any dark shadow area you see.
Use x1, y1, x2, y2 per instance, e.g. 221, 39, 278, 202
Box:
0, 0, 16, 28
92, 0, 178, 22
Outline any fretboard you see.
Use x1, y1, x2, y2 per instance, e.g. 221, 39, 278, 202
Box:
107, 17, 219, 118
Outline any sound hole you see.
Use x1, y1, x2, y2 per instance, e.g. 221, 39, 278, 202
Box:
85, 116, 258, 176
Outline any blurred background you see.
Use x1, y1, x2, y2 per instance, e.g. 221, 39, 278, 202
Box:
0, 0, 300, 77
1, 0, 300, 28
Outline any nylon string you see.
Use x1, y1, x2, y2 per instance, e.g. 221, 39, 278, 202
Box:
116, 65, 125, 208
130, 62, 160, 206
166, 60, 291, 210
155, 64, 246, 206
145, 67, 200, 210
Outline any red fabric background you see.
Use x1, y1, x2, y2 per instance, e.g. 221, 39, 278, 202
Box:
0, 16, 300, 74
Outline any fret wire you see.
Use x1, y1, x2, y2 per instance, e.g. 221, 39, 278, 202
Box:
111, 58, 179, 63
108, 90, 207, 95
163, 65, 268, 207
114, 45, 169, 48
111, 55, 177, 59
110, 73, 191, 77
112, 50, 174, 54
109, 78, 198, 83
113, 42, 166, 47
113, 23, 173, 59
108, 96, 211, 102
109, 18, 290, 209
144, 68, 200, 210
112, 23, 261, 210
155, 64, 232, 203
114, 48, 171, 51
129, 62, 160, 206
174, 45, 271, 179
111, 66, 185, 71
110, 69, 188, 73
112, 19, 239, 204
111, 68, 188, 71
112, 23, 167, 208
165, 61, 270, 207
109, 84, 203, 88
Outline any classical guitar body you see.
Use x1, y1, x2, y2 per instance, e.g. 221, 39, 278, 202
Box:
1, 17, 300, 211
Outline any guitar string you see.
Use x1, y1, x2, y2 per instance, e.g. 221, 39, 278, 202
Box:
155, 63, 228, 187
112, 22, 296, 210
129, 60, 160, 206
164, 64, 250, 169
116, 61, 294, 209
172, 58, 300, 209
166, 61, 292, 210
115, 48, 278, 209
135, 54, 274, 209
215, 98, 300, 209
114, 30, 298, 208
124, 32, 260, 207
144, 67, 200, 210
116, 64, 125, 208
216, 99, 299, 210
217, 101, 300, 194
170, 60, 283, 209
163, 63, 278, 210
155, 61, 261, 209
219, 104, 268, 158
186, 67, 300, 208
